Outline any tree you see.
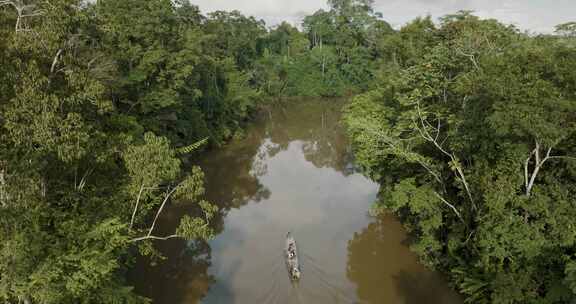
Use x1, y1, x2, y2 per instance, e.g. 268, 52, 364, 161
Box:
344, 12, 576, 303
124, 133, 217, 243
555, 22, 576, 37
0, 1, 220, 302
303, 10, 336, 48
204, 10, 266, 69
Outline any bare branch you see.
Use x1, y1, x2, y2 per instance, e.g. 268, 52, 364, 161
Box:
129, 184, 145, 230
363, 121, 444, 185
415, 159, 443, 185
526, 142, 555, 197
130, 234, 179, 243
545, 147, 552, 160
19, 11, 44, 18
535, 140, 541, 165
434, 118, 441, 142
0, 168, 6, 208
413, 117, 431, 141
147, 186, 179, 237
524, 148, 536, 191
464, 230, 475, 245
87, 54, 104, 69
413, 102, 475, 209
435, 192, 465, 225
415, 103, 452, 157
76, 168, 92, 192
1, 1, 44, 32
462, 95, 469, 109
457, 48, 480, 70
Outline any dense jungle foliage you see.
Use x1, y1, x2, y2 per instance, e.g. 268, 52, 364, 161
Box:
0, 0, 574, 303
344, 11, 576, 304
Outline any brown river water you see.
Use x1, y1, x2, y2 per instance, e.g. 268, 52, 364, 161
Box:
129, 98, 462, 304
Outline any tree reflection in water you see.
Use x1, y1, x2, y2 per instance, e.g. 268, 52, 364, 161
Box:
130, 240, 214, 303
199, 125, 272, 211
265, 98, 355, 175
346, 214, 462, 304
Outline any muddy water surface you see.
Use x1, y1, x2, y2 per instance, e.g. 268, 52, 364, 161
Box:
130, 99, 462, 304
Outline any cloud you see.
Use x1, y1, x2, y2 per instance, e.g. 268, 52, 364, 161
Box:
190, 0, 575, 33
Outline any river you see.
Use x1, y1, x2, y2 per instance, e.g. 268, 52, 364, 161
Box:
129, 98, 462, 304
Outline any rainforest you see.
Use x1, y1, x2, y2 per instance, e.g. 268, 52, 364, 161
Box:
1, 0, 575, 303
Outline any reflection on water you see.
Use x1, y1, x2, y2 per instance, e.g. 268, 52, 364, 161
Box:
347, 216, 462, 304
129, 98, 461, 304
130, 239, 214, 303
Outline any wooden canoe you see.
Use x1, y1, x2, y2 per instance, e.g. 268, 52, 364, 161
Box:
285, 232, 301, 281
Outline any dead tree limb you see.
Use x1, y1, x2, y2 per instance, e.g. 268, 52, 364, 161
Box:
435, 192, 466, 226
50, 48, 63, 74
0, 1, 45, 32
147, 186, 179, 237
413, 103, 476, 210
524, 139, 575, 197
129, 184, 145, 230
0, 168, 6, 208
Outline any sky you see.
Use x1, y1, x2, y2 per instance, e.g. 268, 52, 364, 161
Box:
189, 0, 575, 33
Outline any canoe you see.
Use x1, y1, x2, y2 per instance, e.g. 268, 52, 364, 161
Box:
285, 232, 301, 281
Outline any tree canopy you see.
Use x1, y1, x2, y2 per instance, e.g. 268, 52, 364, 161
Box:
1, 0, 575, 303
344, 11, 576, 304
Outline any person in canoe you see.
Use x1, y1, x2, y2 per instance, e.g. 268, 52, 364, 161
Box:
285, 232, 301, 281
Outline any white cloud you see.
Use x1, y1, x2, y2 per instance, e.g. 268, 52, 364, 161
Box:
190, 0, 575, 33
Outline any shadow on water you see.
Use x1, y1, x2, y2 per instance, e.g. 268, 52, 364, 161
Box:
129, 239, 216, 303
394, 270, 462, 304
